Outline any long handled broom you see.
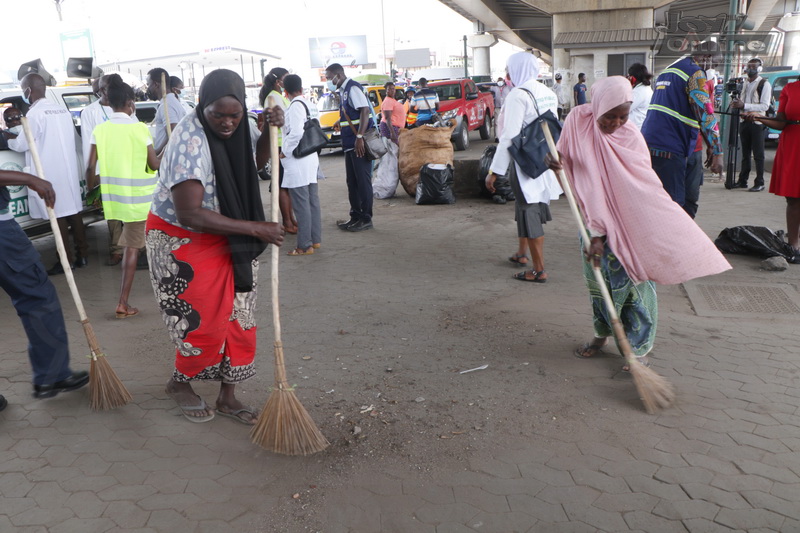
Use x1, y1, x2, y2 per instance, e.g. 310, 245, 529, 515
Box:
21, 117, 132, 411
250, 98, 329, 455
161, 73, 172, 139
541, 122, 675, 414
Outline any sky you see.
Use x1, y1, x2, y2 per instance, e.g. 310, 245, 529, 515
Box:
4, 0, 520, 83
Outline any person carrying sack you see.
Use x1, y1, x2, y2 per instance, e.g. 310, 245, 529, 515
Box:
325, 63, 375, 232
485, 52, 563, 283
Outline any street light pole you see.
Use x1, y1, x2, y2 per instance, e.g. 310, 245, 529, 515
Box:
463, 35, 469, 79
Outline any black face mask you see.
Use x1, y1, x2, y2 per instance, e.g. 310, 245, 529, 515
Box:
746, 68, 759, 77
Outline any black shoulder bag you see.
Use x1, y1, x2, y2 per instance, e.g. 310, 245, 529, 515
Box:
291, 99, 329, 158
508, 88, 562, 179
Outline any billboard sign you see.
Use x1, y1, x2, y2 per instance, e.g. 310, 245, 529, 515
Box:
309, 36, 368, 68
395, 48, 431, 68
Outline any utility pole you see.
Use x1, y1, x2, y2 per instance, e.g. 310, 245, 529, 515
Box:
54, 0, 64, 21
463, 35, 469, 79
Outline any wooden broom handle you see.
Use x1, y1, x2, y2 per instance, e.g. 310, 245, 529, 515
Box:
267, 96, 282, 346
162, 72, 172, 138
541, 122, 636, 358
20, 117, 89, 323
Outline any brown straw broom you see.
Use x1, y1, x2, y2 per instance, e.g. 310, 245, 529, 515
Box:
21, 117, 133, 411
541, 122, 675, 414
250, 97, 329, 454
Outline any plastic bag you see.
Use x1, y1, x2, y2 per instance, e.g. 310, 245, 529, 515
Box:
715, 226, 800, 263
477, 145, 514, 202
416, 163, 455, 205
373, 142, 399, 199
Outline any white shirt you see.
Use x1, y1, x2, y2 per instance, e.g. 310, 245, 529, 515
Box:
630, 83, 653, 130
8, 98, 82, 219
80, 100, 112, 172
489, 79, 563, 205
741, 76, 772, 114
154, 93, 187, 150
281, 95, 320, 189
552, 81, 570, 107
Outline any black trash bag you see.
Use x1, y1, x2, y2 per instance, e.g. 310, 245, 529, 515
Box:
416, 164, 455, 205
477, 145, 514, 202
715, 226, 800, 264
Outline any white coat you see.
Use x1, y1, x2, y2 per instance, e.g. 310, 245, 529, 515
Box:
281, 95, 320, 189
8, 98, 82, 219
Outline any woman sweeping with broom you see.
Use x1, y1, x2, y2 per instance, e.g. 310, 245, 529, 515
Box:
146, 70, 284, 423
545, 76, 730, 370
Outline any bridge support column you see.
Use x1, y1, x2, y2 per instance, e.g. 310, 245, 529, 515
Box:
467, 32, 498, 78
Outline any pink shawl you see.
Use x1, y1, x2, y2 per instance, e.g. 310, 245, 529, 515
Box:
556, 76, 731, 285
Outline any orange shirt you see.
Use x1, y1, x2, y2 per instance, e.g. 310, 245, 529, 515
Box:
381, 96, 406, 128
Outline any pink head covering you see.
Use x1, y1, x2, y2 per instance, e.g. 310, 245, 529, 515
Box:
590, 76, 633, 118
556, 76, 730, 285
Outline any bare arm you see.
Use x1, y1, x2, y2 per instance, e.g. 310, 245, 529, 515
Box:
0, 170, 55, 208
85, 145, 98, 189
171, 180, 284, 245
146, 144, 160, 171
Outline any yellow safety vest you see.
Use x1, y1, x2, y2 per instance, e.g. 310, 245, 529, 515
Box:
94, 121, 157, 222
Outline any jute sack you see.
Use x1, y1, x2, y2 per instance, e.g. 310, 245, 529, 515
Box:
398, 124, 455, 197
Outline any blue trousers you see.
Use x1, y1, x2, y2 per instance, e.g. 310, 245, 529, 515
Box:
0, 219, 72, 386
344, 150, 373, 222
650, 152, 688, 207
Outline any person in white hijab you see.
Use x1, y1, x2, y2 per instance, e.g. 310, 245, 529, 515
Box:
486, 52, 563, 283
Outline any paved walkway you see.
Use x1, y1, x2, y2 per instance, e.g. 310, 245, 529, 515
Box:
1, 139, 798, 532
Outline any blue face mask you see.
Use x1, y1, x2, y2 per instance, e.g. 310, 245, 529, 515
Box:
21, 88, 30, 105
326, 79, 337, 92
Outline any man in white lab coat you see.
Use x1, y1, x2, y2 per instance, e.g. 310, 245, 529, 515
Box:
81, 74, 124, 266
9, 73, 88, 274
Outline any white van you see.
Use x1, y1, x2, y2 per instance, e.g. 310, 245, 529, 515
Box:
0, 85, 102, 237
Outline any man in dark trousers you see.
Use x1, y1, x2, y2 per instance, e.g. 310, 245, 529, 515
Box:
325, 62, 374, 232
641, 45, 724, 216
732, 58, 772, 192
0, 170, 89, 406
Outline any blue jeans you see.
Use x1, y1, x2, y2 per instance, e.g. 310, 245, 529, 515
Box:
650, 151, 688, 207
0, 219, 72, 385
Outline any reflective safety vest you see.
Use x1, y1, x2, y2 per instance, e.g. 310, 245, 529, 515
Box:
339, 79, 374, 150
93, 121, 157, 222
641, 57, 701, 158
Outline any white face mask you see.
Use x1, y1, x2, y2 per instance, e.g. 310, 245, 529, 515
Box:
8, 125, 22, 135
497, 80, 504, 87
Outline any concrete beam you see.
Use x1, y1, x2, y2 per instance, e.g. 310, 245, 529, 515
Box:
524, 0, 671, 14
745, 0, 781, 31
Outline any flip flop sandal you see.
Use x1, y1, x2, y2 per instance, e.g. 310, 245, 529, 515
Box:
216, 406, 259, 425
115, 307, 140, 319
168, 394, 215, 423
508, 253, 530, 265
513, 270, 547, 283
574, 341, 607, 358
622, 356, 652, 372
287, 248, 314, 256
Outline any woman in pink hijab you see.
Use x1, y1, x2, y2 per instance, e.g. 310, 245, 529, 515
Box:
547, 76, 730, 369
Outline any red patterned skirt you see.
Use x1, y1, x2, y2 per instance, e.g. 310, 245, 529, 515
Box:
145, 213, 258, 383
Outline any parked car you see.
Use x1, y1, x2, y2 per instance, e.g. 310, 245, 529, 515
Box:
428, 78, 494, 151
0, 85, 102, 238
759, 69, 800, 142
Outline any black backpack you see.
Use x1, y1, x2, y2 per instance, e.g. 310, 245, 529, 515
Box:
757, 78, 776, 117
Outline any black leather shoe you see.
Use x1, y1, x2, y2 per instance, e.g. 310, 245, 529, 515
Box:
73, 257, 88, 269
337, 218, 358, 230
749, 185, 765, 192
345, 220, 373, 232
0, 394, 7, 412
33, 371, 89, 399
733, 181, 748, 189
46, 263, 67, 276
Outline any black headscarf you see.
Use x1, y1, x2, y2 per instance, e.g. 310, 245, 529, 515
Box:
196, 69, 266, 292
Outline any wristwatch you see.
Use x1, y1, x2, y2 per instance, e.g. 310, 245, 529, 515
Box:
356, 134, 363, 139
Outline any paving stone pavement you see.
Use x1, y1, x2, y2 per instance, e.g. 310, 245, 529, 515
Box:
1, 139, 799, 532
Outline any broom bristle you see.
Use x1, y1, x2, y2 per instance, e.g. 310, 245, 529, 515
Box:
251, 387, 329, 455
629, 362, 675, 414
89, 355, 133, 411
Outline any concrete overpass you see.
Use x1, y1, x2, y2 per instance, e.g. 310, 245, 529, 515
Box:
437, 0, 799, 82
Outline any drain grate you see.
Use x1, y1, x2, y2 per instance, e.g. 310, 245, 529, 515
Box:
684, 283, 800, 318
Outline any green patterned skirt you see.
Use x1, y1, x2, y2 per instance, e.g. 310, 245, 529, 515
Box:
582, 241, 657, 356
